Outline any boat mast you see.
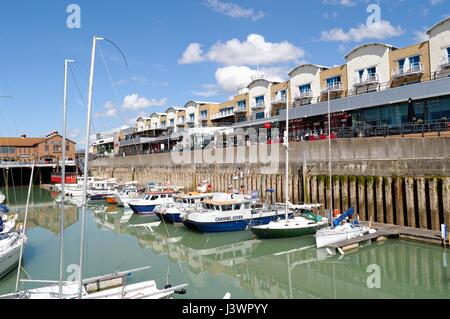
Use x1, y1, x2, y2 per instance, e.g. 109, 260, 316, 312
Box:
328, 88, 333, 223
284, 87, 289, 220
15, 163, 35, 293
59, 59, 74, 298
78, 36, 103, 299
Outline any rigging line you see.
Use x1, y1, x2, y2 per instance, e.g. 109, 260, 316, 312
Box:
98, 43, 122, 111
68, 64, 100, 137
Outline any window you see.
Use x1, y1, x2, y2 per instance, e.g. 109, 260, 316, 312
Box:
255, 96, 264, 106
299, 84, 311, 93
161, 121, 166, 128
367, 67, 376, 76
170, 119, 174, 127
66, 145, 69, 151
237, 100, 246, 110
45, 145, 49, 152
327, 76, 341, 86
179, 116, 185, 124
189, 114, 195, 122
0, 147, 15, 154
409, 55, 420, 65
256, 112, 265, 120
53, 145, 60, 152
200, 111, 208, 119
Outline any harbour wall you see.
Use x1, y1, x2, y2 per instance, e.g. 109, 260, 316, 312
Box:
91, 136, 450, 231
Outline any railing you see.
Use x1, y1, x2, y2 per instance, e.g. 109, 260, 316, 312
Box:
212, 109, 235, 120
354, 73, 379, 86
235, 107, 247, 113
440, 54, 450, 67
251, 101, 265, 109
177, 121, 185, 126
271, 96, 287, 104
295, 90, 313, 99
392, 62, 423, 78
321, 82, 343, 93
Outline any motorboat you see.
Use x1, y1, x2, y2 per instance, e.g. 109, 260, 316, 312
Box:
128, 191, 176, 215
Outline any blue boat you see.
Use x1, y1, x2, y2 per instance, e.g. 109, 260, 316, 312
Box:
155, 193, 215, 224
182, 194, 289, 233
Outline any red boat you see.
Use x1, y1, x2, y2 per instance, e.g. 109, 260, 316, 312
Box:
50, 174, 78, 184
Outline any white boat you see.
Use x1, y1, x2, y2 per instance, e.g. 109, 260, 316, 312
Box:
114, 185, 140, 207
128, 191, 176, 215
315, 223, 371, 249
0, 231, 26, 278
154, 192, 216, 223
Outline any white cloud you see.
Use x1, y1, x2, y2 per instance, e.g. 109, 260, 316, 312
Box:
322, 0, 358, 6
412, 29, 429, 42
121, 94, 167, 111
191, 84, 220, 97
180, 34, 305, 66
321, 20, 404, 43
215, 65, 287, 93
179, 43, 206, 64
204, 0, 265, 21
430, 0, 444, 5
95, 101, 118, 118
115, 75, 147, 86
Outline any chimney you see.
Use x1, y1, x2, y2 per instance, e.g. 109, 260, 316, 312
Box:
21, 134, 27, 139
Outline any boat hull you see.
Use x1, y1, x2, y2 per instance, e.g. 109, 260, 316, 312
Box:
155, 212, 182, 224
183, 215, 282, 233
0, 239, 22, 278
250, 225, 319, 239
128, 204, 157, 215
315, 226, 367, 248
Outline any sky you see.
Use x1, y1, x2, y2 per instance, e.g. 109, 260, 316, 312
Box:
0, 0, 448, 147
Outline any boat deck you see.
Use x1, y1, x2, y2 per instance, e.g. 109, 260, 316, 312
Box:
326, 222, 448, 255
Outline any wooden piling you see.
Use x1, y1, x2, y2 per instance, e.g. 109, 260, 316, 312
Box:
311, 176, 318, 204
443, 177, 450, 229
376, 176, 384, 223
341, 176, 349, 212
394, 177, 405, 227
405, 177, 416, 228
358, 177, 366, 221
429, 178, 440, 231
367, 177, 375, 223
417, 177, 428, 229
385, 177, 394, 225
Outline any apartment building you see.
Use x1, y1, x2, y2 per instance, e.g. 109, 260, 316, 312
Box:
345, 43, 395, 94
389, 41, 430, 88
427, 17, 450, 78
113, 15, 450, 156
289, 64, 328, 107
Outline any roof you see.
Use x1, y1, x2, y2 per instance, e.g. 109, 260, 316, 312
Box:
288, 64, 330, 77
426, 16, 450, 35
184, 101, 220, 108
344, 43, 396, 59
0, 134, 76, 147
202, 199, 243, 205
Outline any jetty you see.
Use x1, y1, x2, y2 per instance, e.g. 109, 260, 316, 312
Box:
326, 222, 447, 255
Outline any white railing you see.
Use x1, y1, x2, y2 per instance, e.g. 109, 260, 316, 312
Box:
235, 106, 247, 113
271, 96, 287, 104
251, 101, 265, 109
295, 90, 313, 99
354, 73, 379, 86
212, 109, 235, 120
392, 62, 423, 78
440, 54, 450, 67
321, 82, 343, 93
177, 120, 185, 126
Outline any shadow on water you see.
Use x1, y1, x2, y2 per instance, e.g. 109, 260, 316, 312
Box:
0, 186, 449, 299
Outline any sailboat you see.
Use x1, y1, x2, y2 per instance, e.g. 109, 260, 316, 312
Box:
314, 89, 375, 249
250, 88, 328, 239
4, 38, 188, 299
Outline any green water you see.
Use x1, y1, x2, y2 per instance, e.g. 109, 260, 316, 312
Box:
0, 186, 449, 299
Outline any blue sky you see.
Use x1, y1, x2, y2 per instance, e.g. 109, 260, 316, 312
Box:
0, 0, 448, 146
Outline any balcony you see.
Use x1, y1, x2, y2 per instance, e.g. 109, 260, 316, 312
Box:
321, 82, 344, 94
251, 101, 265, 110
271, 96, 287, 105
295, 90, 313, 100
176, 121, 185, 126
234, 106, 247, 114
354, 73, 380, 87
392, 62, 423, 79
440, 55, 450, 68
211, 109, 235, 120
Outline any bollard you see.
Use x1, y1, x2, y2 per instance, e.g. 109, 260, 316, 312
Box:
441, 224, 448, 247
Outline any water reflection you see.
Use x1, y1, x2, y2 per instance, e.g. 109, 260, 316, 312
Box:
0, 187, 449, 299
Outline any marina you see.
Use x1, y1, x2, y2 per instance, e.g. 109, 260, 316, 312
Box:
0, 186, 448, 299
